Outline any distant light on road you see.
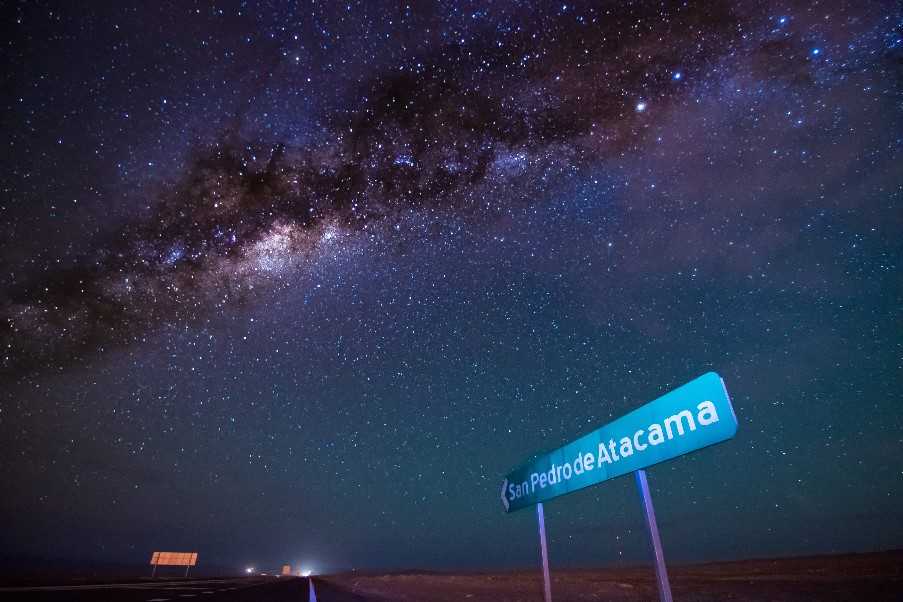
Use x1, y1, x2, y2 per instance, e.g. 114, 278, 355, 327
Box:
245, 567, 254, 574
301, 569, 312, 577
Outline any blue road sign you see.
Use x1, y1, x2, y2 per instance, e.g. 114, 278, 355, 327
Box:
501, 372, 737, 512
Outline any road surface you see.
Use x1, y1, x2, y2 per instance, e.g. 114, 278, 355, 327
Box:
0, 576, 369, 602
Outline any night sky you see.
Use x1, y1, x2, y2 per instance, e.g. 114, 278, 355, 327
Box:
2, 0, 902, 575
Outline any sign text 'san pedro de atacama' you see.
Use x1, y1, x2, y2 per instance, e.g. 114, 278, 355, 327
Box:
501, 372, 737, 512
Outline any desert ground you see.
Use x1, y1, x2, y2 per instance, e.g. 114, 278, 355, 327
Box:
316, 550, 903, 601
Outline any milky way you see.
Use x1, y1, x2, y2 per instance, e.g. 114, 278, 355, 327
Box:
2, 2, 746, 375
2, 0, 902, 573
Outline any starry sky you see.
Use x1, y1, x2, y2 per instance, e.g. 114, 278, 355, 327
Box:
1, 0, 902, 575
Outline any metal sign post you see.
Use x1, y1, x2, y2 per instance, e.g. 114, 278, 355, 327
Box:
536, 502, 552, 602
635, 469, 673, 602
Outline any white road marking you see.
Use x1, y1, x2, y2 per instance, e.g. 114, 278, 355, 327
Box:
165, 588, 206, 591
309, 579, 317, 602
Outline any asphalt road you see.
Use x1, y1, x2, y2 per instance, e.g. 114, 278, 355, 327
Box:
0, 576, 370, 602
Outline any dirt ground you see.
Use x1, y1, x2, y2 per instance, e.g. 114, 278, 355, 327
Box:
317, 550, 903, 601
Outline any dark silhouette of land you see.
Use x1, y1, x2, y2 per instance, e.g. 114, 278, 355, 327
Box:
317, 550, 903, 601
1, 551, 901, 601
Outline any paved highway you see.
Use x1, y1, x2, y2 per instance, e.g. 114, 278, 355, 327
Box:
0, 575, 368, 602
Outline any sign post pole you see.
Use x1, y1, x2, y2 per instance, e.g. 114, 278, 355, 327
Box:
634, 469, 673, 602
536, 502, 552, 602
152, 561, 157, 579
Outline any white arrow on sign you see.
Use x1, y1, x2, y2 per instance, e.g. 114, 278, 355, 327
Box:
500, 478, 509, 511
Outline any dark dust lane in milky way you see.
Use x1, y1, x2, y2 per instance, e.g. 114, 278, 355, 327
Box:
2, 1, 839, 377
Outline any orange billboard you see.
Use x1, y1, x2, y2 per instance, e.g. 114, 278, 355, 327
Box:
281, 564, 291, 576
150, 551, 198, 566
